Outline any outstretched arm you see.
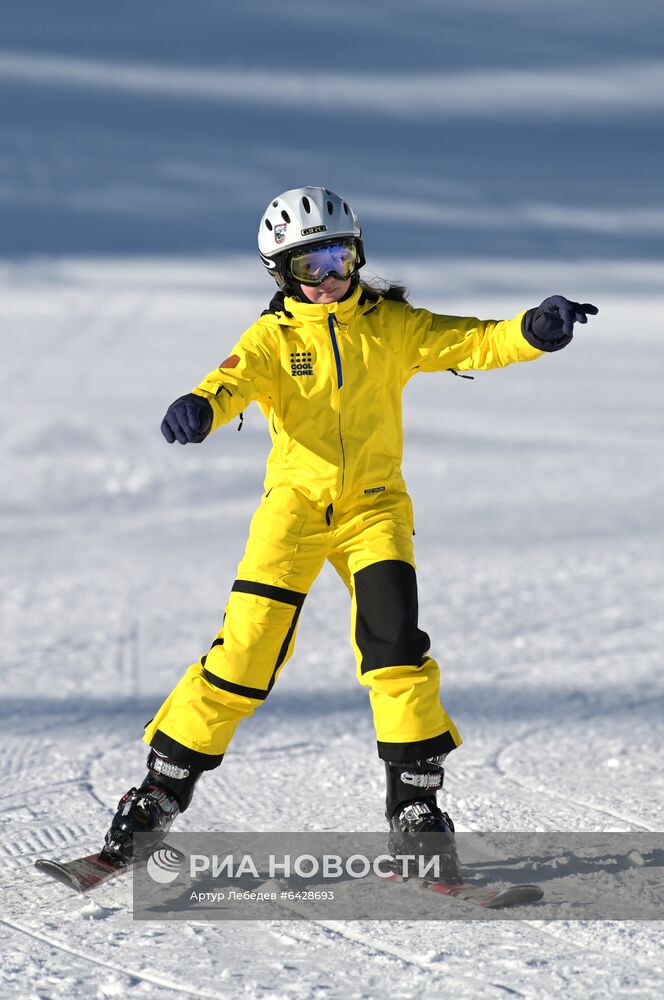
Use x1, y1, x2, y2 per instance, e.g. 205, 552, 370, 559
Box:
401, 295, 598, 375
160, 324, 275, 445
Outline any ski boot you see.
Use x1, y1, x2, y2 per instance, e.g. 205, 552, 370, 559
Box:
101, 750, 201, 865
386, 755, 461, 884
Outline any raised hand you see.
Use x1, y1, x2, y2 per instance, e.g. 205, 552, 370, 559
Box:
522, 295, 599, 352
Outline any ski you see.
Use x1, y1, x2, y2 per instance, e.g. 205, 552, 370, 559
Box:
35, 852, 132, 893
386, 873, 543, 909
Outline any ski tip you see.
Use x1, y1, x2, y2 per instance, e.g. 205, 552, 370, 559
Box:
35, 852, 130, 893
35, 858, 87, 893
484, 883, 544, 909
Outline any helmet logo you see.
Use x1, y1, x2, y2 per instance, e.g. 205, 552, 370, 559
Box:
301, 225, 327, 237
274, 223, 287, 245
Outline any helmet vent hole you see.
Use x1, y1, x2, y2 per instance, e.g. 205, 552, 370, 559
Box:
302, 196, 311, 214
343, 202, 350, 215
281, 210, 291, 223
272, 200, 278, 208
326, 200, 334, 215
264, 219, 273, 231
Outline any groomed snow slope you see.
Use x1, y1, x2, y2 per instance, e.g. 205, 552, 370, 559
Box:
1, 258, 662, 998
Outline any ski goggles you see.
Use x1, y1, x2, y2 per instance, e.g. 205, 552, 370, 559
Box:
288, 240, 359, 285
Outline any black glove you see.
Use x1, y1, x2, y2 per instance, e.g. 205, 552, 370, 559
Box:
161, 393, 213, 444
522, 295, 599, 352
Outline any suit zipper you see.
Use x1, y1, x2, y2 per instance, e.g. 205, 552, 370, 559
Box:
327, 314, 346, 500
328, 314, 344, 389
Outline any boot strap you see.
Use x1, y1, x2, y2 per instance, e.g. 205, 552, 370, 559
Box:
147, 749, 191, 781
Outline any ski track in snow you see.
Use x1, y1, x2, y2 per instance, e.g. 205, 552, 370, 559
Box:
2, 259, 663, 998
0, 916, 228, 999
492, 700, 664, 834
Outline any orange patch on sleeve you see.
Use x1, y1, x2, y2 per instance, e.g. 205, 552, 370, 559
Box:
218, 354, 240, 369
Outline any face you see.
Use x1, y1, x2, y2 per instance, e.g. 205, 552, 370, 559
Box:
298, 276, 352, 304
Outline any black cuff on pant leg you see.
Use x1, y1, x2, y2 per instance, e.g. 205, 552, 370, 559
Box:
149, 730, 223, 771
377, 730, 459, 762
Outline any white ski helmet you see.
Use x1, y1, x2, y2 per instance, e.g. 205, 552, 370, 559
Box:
258, 186, 365, 287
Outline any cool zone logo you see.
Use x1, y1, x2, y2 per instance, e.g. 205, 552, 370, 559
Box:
290, 350, 314, 376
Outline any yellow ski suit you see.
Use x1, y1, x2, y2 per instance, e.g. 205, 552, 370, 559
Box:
144, 285, 543, 769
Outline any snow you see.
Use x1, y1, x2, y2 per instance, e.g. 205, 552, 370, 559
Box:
2, 257, 663, 997
2, 0, 664, 996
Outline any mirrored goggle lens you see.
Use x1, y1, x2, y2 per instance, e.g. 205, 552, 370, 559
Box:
289, 242, 358, 284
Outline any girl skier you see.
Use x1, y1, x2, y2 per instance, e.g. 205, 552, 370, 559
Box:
102, 186, 597, 874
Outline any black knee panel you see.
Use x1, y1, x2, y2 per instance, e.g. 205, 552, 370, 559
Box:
354, 560, 431, 674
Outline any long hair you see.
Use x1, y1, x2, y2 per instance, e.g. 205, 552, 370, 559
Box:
359, 277, 409, 303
